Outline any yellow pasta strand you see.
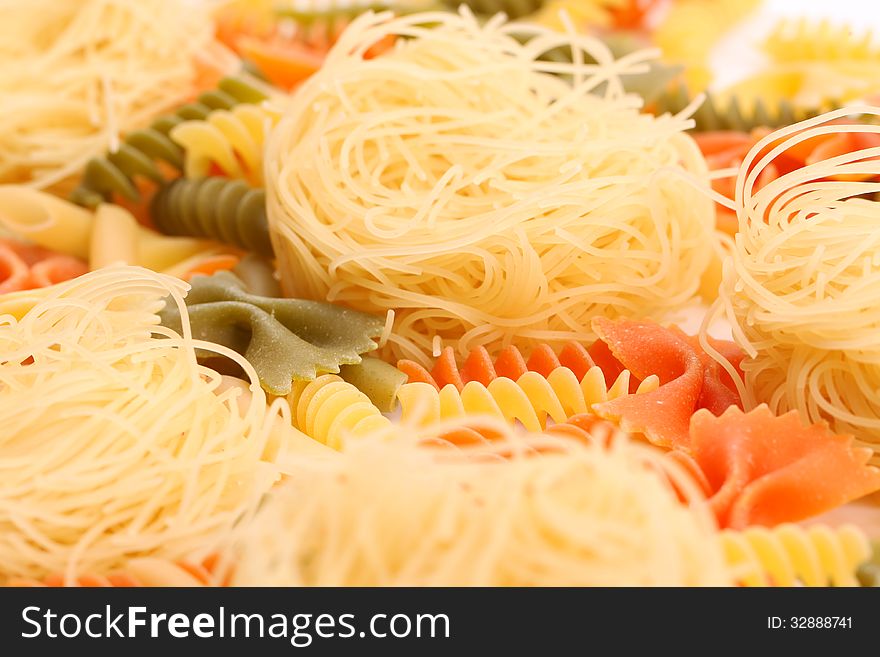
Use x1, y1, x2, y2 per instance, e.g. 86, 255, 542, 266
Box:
720, 108, 880, 460
287, 374, 391, 449
0, 266, 294, 583
720, 524, 870, 587
398, 366, 659, 430
0, 0, 237, 192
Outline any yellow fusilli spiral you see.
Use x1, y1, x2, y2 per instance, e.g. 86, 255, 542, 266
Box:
398, 366, 658, 431
287, 374, 390, 449
171, 103, 281, 186
720, 524, 871, 587
764, 18, 880, 64
655, 0, 760, 90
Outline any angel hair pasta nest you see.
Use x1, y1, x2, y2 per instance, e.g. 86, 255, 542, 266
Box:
0, 266, 288, 582
266, 9, 717, 365
723, 109, 880, 462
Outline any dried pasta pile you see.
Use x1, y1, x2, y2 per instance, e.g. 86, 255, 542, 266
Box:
266, 10, 716, 363
0, 0, 236, 192
0, 0, 879, 589
0, 266, 291, 582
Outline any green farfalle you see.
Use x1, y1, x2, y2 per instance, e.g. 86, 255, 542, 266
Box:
159, 271, 385, 395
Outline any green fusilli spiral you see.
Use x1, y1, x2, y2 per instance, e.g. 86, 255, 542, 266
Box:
70, 75, 270, 208
652, 82, 835, 132
150, 177, 272, 257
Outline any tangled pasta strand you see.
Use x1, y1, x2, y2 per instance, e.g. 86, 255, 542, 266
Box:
721, 108, 880, 459
0, 266, 292, 582
70, 75, 272, 208
398, 366, 658, 431
0, 0, 238, 191
287, 374, 391, 448
720, 524, 870, 587
232, 419, 731, 586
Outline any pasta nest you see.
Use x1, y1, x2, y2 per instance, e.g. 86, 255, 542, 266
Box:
266, 9, 716, 364
0, 0, 235, 191
231, 418, 732, 586
0, 266, 289, 582
723, 109, 880, 461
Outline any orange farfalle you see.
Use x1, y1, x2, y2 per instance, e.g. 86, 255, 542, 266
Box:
237, 36, 327, 90
590, 317, 743, 449
397, 342, 597, 392
235, 21, 395, 92
0, 239, 87, 294
678, 405, 880, 529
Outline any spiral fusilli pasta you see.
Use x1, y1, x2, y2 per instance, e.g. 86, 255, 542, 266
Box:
725, 18, 880, 108
653, 83, 831, 133
398, 366, 658, 431
764, 18, 880, 64
70, 75, 272, 208
720, 524, 870, 587
287, 374, 391, 449
399, 342, 599, 390
171, 103, 281, 186
151, 176, 272, 257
